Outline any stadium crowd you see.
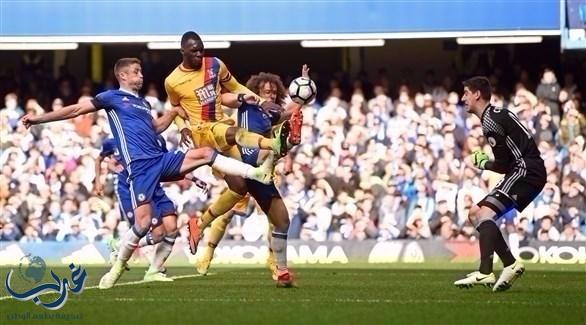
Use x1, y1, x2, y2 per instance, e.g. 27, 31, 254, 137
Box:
1, 60, 585, 245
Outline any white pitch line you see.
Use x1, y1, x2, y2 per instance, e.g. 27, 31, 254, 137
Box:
0, 273, 214, 301
84, 297, 581, 307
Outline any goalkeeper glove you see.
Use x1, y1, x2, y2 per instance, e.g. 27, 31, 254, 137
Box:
472, 150, 489, 169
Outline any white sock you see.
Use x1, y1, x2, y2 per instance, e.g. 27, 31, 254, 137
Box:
271, 231, 288, 270
211, 154, 253, 178
149, 236, 175, 273
117, 226, 143, 262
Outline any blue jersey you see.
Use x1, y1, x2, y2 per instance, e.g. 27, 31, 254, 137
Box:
237, 103, 281, 136
100, 135, 168, 168
92, 89, 163, 167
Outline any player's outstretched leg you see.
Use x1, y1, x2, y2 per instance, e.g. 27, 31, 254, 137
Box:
180, 147, 275, 185
232, 125, 290, 157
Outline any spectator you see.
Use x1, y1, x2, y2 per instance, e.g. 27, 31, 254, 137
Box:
19, 225, 42, 243
536, 69, 561, 126
2, 93, 23, 130
63, 219, 89, 242
0, 65, 582, 245
536, 216, 560, 241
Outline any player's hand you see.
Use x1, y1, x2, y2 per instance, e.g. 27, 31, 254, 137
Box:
301, 64, 310, 78
172, 106, 188, 119
179, 128, 194, 148
21, 114, 37, 129
241, 94, 260, 105
260, 100, 282, 112
472, 150, 489, 169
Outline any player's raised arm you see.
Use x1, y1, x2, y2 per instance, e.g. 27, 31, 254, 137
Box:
153, 106, 187, 133
220, 93, 259, 108
21, 100, 98, 129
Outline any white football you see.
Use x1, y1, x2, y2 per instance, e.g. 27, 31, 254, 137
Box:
288, 77, 317, 105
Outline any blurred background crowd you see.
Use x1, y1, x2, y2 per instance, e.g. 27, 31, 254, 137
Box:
1, 55, 585, 245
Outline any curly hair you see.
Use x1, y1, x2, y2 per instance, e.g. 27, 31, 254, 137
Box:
245, 72, 288, 105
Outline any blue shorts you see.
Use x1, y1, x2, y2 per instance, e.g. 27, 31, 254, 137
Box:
238, 145, 280, 204
114, 174, 135, 224
151, 186, 176, 227
246, 179, 281, 205
116, 177, 176, 226
128, 150, 185, 208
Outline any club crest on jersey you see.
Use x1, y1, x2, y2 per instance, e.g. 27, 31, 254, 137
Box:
488, 137, 497, 147
207, 69, 217, 79
151, 218, 158, 225
138, 193, 146, 202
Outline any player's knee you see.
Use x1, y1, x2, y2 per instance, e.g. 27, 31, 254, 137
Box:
165, 229, 179, 239
189, 146, 216, 162
163, 220, 178, 235
225, 126, 238, 144
273, 217, 290, 233
467, 206, 481, 225
150, 226, 166, 243
233, 127, 244, 142
132, 223, 150, 238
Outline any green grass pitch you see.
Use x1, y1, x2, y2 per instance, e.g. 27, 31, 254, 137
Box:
1, 264, 584, 324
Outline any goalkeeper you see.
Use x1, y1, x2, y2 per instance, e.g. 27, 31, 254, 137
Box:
454, 76, 546, 292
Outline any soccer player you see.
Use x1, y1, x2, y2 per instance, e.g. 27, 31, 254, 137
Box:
454, 76, 546, 292
95, 136, 207, 282
21, 57, 276, 289
165, 31, 297, 256
196, 66, 309, 287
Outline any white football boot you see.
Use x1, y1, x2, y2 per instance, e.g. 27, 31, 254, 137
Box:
493, 260, 525, 292
454, 271, 496, 289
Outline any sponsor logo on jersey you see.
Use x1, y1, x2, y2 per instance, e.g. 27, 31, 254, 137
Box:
195, 84, 217, 105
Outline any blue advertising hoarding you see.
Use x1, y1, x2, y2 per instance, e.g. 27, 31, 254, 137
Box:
1, 0, 559, 38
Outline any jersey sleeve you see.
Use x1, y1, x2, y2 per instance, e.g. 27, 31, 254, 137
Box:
91, 91, 110, 110
217, 59, 258, 97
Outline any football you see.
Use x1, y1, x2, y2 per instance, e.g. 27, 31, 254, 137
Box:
288, 77, 317, 105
